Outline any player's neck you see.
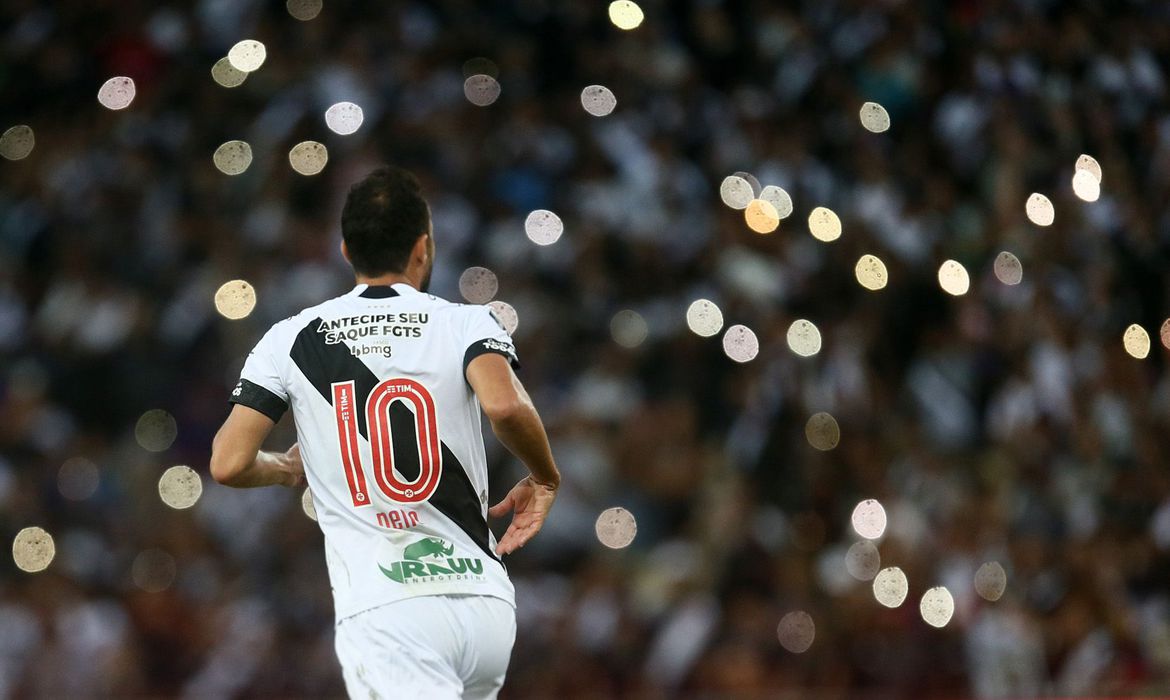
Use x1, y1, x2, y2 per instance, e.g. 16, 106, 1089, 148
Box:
355, 272, 417, 291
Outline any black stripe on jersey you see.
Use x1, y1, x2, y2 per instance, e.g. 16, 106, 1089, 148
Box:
438, 442, 497, 561
289, 318, 500, 563
290, 318, 379, 437
229, 379, 288, 422
358, 285, 400, 299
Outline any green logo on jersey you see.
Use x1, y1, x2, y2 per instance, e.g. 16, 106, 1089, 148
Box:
379, 537, 484, 584
404, 537, 454, 561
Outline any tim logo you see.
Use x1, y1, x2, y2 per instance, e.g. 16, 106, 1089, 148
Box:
378, 537, 484, 584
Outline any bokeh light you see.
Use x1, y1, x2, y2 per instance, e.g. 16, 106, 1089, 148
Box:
610, 310, 648, 349
608, 0, 644, 30
854, 254, 888, 291
1025, 192, 1054, 226
686, 299, 724, 337
1072, 169, 1100, 202
845, 541, 881, 581
288, 141, 328, 175
786, 319, 822, 357
744, 199, 780, 234
227, 40, 267, 73
1123, 323, 1150, 359
212, 140, 253, 175
734, 171, 762, 198
131, 549, 177, 593
97, 77, 136, 110
722, 324, 759, 363
759, 185, 793, 220
872, 567, 908, 608
993, 251, 1023, 285
158, 466, 203, 510
974, 561, 1007, 602
487, 300, 519, 335
325, 101, 364, 135
12, 527, 55, 573
58, 457, 100, 501
581, 85, 617, 117
807, 206, 842, 242
286, 0, 323, 21
1161, 319, 1170, 350
302, 488, 318, 521
214, 280, 257, 319
805, 412, 840, 451
919, 586, 955, 628
595, 507, 637, 548
1076, 153, 1102, 183
937, 260, 970, 296
859, 101, 891, 133
777, 611, 815, 653
851, 499, 887, 540
458, 266, 498, 304
135, 409, 178, 452
524, 209, 564, 245
0, 125, 35, 161
211, 58, 248, 88
719, 175, 754, 210
464, 75, 501, 107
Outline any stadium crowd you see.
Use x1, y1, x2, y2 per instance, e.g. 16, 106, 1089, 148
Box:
2, 0, 1170, 697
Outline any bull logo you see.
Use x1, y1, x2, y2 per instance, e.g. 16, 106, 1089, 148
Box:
403, 537, 455, 561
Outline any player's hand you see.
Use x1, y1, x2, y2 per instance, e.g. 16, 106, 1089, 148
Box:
488, 477, 557, 556
282, 442, 305, 488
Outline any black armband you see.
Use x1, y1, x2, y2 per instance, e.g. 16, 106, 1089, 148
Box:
229, 378, 288, 422
463, 338, 520, 378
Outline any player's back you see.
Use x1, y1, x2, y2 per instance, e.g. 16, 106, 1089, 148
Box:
232, 282, 518, 621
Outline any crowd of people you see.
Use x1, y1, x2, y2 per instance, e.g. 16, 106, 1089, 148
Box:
2, 0, 1169, 696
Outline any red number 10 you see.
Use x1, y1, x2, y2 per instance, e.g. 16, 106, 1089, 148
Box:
331, 377, 442, 506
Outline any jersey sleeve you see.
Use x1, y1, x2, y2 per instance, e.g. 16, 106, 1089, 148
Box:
462, 305, 520, 377
229, 325, 290, 422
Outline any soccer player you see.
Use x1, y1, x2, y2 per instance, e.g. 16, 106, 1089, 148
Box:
209, 166, 560, 699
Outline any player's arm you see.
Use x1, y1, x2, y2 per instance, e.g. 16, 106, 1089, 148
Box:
467, 353, 560, 554
468, 354, 559, 488
210, 405, 304, 488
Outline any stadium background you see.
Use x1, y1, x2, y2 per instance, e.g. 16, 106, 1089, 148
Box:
2, 0, 1170, 697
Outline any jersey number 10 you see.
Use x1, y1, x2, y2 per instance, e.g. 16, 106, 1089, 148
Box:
331, 378, 442, 505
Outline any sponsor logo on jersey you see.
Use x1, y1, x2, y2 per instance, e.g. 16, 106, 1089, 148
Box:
378, 537, 485, 584
317, 314, 428, 345
349, 343, 393, 358
480, 338, 514, 355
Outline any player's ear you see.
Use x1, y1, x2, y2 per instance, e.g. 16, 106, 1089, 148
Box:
411, 231, 430, 264
340, 239, 351, 263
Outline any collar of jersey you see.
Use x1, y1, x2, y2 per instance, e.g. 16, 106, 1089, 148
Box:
353, 283, 416, 299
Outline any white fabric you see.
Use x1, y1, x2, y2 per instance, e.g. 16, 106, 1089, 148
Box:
236, 283, 517, 621
334, 594, 516, 700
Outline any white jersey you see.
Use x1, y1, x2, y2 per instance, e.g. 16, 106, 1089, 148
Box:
230, 282, 519, 622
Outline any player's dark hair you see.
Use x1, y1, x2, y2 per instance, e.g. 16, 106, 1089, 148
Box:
341, 166, 430, 276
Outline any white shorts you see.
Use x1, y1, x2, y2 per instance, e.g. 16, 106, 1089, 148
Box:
334, 594, 516, 700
